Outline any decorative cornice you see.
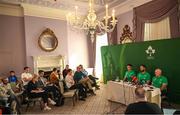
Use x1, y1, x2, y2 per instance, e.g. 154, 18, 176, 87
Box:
21, 3, 67, 20
0, 3, 23, 17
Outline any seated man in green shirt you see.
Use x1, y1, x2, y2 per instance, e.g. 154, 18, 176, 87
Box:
152, 68, 168, 96
123, 64, 136, 82
137, 65, 151, 85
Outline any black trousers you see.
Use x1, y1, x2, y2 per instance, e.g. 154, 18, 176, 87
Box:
29, 91, 48, 103
76, 84, 87, 98
43, 85, 62, 99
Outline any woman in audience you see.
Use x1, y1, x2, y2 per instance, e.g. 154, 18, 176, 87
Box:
65, 69, 87, 101
50, 68, 59, 86
27, 74, 54, 110
65, 69, 75, 89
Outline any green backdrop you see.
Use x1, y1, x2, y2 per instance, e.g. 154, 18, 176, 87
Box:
101, 38, 180, 103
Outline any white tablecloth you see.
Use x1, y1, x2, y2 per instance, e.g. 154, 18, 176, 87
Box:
107, 81, 161, 107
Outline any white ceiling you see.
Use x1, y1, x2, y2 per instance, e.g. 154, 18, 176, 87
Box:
0, 0, 126, 14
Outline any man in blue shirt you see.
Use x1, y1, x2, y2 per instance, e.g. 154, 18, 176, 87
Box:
8, 71, 18, 87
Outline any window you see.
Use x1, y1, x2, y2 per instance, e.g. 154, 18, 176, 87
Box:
95, 33, 108, 81
144, 17, 171, 41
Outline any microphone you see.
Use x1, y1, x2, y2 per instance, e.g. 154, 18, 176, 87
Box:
131, 76, 138, 83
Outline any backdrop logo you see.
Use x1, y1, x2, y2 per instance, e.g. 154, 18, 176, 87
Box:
146, 46, 155, 60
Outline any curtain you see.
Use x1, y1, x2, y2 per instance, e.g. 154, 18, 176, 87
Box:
107, 24, 118, 45
144, 17, 171, 41
133, 0, 179, 41
87, 33, 96, 70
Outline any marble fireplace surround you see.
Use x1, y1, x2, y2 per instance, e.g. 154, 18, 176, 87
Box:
33, 55, 65, 74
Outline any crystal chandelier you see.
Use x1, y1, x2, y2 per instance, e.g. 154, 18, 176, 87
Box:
66, 0, 118, 42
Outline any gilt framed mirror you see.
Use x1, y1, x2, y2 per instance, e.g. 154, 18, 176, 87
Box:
38, 28, 58, 52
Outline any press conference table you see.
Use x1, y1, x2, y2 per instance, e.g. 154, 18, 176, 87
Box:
107, 81, 161, 107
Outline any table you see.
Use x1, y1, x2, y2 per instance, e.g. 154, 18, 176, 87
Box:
107, 81, 161, 107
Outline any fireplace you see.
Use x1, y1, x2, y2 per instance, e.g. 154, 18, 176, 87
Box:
33, 55, 65, 75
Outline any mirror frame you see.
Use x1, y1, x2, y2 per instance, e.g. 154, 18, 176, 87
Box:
119, 25, 135, 44
38, 28, 58, 52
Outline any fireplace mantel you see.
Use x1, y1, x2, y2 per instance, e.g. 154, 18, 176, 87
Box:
33, 55, 65, 74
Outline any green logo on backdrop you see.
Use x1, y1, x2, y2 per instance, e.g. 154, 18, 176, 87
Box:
146, 46, 155, 60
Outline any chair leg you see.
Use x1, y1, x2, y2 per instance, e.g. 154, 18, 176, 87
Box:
33, 101, 36, 106
26, 102, 30, 112
39, 101, 43, 110
75, 93, 78, 101
72, 96, 75, 106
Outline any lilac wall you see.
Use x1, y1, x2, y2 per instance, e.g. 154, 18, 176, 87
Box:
24, 16, 68, 71
0, 14, 89, 75
117, 10, 133, 43
67, 27, 89, 69
0, 15, 26, 76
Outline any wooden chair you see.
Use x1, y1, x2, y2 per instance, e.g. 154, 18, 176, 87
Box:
59, 81, 78, 106
26, 97, 43, 111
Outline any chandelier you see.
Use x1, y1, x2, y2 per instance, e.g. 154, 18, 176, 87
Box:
66, 0, 118, 42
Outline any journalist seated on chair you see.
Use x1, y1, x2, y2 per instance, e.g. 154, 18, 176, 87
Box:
27, 74, 56, 110
74, 66, 96, 95
63, 64, 70, 79
79, 64, 100, 90
37, 70, 63, 105
0, 77, 21, 114
137, 65, 151, 85
8, 71, 18, 88
125, 87, 163, 114
152, 68, 168, 98
123, 64, 136, 82
50, 68, 60, 87
65, 69, 86, 101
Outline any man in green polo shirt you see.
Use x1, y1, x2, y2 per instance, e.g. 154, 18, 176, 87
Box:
123, 64, 136, 82
137, 65, 151, 85
152, 68, 168, 96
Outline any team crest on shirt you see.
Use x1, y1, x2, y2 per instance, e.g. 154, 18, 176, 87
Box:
146, 46, 155, 60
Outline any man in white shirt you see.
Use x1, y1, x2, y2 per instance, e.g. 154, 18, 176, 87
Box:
21, 67, 32, 86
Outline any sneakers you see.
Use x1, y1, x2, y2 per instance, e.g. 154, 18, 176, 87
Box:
44, 106, 51, 110
49, 99, 56, 105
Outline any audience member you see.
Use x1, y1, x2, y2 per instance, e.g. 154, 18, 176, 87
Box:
65, 69, 87, 100
8, 71, 18, 87
27, 74, 54, 110
137, 65, 151, 85
37, 70, 62, 103
21, 67, 32, 86
125, 87, 163, 114
152, 68, 168, 96
62, 65, 69, 79
74, 66, 95, 95
0, 78, 21, 113
50, 68, 59, 86
65, 69, 75, 89
79, 65, 100, 90
123, 64, 136, 82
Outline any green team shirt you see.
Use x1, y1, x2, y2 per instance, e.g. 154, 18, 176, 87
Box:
137, 72, 151, 84
152, 76, 168, 88
124, 70, 136, 82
